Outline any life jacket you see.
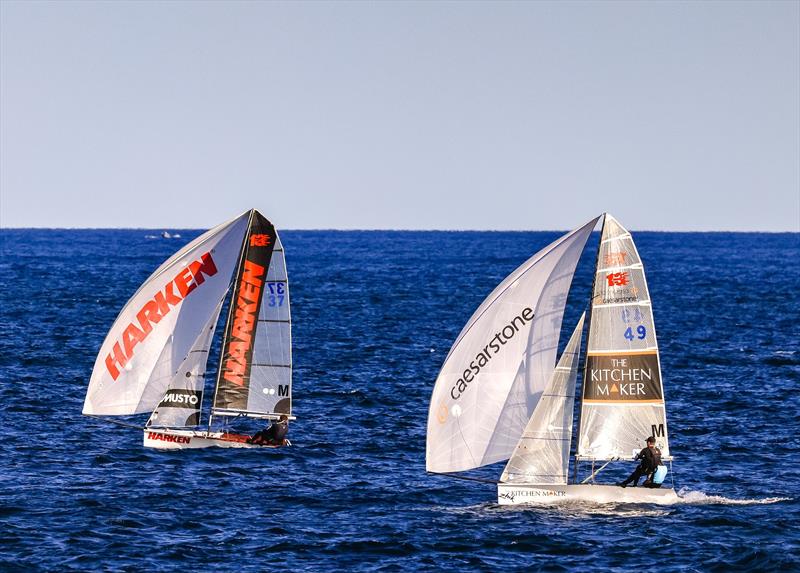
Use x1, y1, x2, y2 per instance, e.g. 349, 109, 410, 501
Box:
640, 446, 661, 472
652, 447, 662, 468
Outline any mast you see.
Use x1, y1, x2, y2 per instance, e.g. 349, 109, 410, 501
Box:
574, 213, 606, 480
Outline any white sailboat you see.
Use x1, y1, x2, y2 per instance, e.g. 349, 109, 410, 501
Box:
426, 214, 679, 504
83, 209, 294, 450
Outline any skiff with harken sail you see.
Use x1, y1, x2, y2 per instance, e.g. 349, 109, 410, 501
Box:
426, 214, 678, 504
83, 209, 294, 450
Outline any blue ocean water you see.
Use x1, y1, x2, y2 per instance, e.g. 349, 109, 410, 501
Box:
1, 228, 798, 572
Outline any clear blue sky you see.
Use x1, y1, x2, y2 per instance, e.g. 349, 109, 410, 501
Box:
1, 1, 798, 231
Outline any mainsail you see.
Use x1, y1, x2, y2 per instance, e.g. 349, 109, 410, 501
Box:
577, 214, 670, 460
500, 313, 584, 484
83, 212, 251, 416
212, 211, 292, 418
426, 217, 600, 474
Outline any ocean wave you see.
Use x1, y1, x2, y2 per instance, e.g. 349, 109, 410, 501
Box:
677, 488, 793, 505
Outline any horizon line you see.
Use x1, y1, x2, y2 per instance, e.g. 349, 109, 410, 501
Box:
1, 226, 798, 234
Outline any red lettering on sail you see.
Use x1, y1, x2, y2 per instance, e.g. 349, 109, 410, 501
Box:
154, 282, 182, 316
188, 253, 218, 287
122, 323, 147, 358
606, 272, 629, 287
174, 267, 197, 298
104, 251, 219, 380
221, 260, 265, 387
250, 234, 271, 247
136, 300, 163, 336
105, 342, 129, 380
604, 252, 627, 266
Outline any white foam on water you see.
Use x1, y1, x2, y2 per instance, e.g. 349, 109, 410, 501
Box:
677, 488, 792, 505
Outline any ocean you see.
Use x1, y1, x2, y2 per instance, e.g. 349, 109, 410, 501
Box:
1, 228, 798, 572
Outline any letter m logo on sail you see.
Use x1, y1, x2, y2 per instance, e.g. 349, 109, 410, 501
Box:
651, 423, 665, 438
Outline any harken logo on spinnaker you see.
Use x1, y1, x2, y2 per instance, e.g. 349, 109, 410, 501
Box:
105, 252, 218, 380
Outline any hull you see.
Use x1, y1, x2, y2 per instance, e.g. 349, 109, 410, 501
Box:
497, 483, 679, 505
143, 428, 286, 450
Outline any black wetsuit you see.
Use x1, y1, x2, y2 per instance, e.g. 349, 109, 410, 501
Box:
621, 446, 661, 487
267, 420, 288, 443
250, 420, 288, 445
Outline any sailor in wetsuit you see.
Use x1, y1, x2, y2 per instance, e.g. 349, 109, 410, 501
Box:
619, 436, 662, 487
248, 415, 289, 446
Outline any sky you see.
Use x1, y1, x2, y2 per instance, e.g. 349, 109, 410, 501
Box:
1, 1, 798, 231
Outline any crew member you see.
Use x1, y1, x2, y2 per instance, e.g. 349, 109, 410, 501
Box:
248, 415, 289, 446
619, 436, 661, 487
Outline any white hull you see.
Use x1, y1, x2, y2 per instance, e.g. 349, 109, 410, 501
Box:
143, 428, 286, 450
497, 483, 679, 505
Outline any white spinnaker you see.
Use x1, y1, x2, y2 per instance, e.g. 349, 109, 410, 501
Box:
83, 212, 250, 415
426, 217, 599, 474
577, 214, 670, 460
245, 232, 292, 416
146, 298, 225, 428
500, 313, 584, 484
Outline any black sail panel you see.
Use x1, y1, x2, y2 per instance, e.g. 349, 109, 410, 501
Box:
213, 211, 276, 412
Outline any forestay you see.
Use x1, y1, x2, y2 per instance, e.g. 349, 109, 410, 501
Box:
426, 217, 599, 474
83, 212, 251, 416
212, 212, 292, 418
577, 215, 670, 460
500, 313, 584, 484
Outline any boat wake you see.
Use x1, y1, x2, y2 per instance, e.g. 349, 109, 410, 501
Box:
677, 488, 792, 506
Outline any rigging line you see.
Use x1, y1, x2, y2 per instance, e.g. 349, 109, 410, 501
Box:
580, 457, 619, 484
670, 459, 675, 490
432, 472, 498, 485
85, 415, 144, 430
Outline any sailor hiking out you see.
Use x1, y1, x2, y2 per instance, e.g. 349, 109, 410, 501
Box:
248, 415, 289, 446
619, 436, 662, 488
